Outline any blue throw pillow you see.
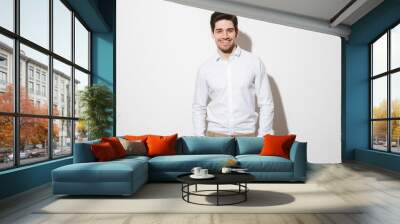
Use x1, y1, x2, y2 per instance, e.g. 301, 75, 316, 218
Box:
236, 137, 263, 155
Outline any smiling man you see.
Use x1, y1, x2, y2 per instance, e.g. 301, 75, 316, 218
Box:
192, 12, 274, 137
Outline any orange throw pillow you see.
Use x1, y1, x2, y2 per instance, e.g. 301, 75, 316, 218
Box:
124, 135, 149, 141
101, 137, 127, 158
260, 134, 296, 159
91, 142, 117, 161
146, 134, 178, 157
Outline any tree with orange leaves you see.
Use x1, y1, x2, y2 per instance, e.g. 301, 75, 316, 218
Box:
0, 84, 59, 151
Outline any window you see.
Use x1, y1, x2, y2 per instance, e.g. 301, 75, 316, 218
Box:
20, 0, 49, 49
42, 85, 46, 97
371, 23, 400, 154
36, 83, 40, 95
35, 70, 41, 81
0, 54, 8, 89
53, 0, 72, 60
0, 71, 6, 84
28, 81, 34, 94
0, 0, 13, 32
29, 67, 34, 80
0, 55, 7, 67
75, 18, 89, 70
53, 59, 71, 117
0, 1, 91, 170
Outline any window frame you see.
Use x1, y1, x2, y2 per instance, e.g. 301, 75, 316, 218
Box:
370, 20, 400, 154
0, 0, 92, 171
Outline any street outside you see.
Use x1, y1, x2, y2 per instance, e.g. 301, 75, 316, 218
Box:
0, 146, 71, 170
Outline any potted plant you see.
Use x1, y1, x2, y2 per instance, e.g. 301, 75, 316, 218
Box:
79, 84, 113, 140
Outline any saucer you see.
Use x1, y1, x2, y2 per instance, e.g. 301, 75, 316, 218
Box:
190, 174, 215, 179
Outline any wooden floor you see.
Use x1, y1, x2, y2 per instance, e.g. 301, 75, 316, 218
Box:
1, 162, 400, 224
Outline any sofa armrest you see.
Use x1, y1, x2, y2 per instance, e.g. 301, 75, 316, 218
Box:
289, 141, 307, 181
73, 140, 100, 163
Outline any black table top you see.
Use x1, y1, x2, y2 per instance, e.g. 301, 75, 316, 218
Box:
177, 172, 255, 185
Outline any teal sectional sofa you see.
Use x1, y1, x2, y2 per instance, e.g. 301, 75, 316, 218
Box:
52, 136, 307, 196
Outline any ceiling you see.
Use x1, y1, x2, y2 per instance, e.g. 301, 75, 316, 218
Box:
167, 0, 384, 39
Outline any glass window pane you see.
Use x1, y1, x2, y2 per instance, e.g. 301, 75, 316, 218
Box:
372, 77, 387, 119
20, 0, 49, 49
53, 59, 72, 117
391, 120, 400, 153
0, 0, 13, 31
53, 0, 72, 60
391, 72, 400, 118
20, 117, 49, 165
53, 119, 72, 157
372, 33, 387, 76
74, 69, 89, 118
20, 44, 49, 115
0, 34, 14, 112
391, 24, 400, 70
75, 17, 89, 70
372, 121, 388, 151
75, 120, 88, 143
0, 116, 14, 170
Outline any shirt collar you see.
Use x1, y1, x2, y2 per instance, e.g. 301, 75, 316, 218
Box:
214, 45, 242, 62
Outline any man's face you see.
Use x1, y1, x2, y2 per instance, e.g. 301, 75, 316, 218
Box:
212, 19, 237, 53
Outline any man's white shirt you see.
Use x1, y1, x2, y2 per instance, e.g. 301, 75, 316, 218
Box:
192, 46, 274, 137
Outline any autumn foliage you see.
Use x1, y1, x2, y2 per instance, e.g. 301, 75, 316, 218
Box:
0, 84, 59, 150
372, 99, 400, 141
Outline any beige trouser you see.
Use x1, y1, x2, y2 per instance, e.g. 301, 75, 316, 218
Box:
206, 131, 256, 137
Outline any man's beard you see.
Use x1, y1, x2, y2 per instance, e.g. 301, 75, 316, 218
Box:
219, 43, 236, 54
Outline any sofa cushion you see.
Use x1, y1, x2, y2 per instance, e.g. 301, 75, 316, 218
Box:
91, 142, 118, 161
118, 138, 147, 156
178, 136, 235, 155
148, 154, 235, 172
147, 134, 178, 157
260, 134, 296, 159
101, 137, 127, 158
236, 137, 263, 155
53, 159, 147, 183
236, 155, 293, 172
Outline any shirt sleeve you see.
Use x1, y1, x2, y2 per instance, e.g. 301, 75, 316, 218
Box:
192, 68, 208, 136
255, 59, 274, 137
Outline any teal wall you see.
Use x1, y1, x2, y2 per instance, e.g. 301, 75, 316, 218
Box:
0, 158, 72, 199
0, 0, 116, 200
91, 0, 116, 135
344, 0, 400, 171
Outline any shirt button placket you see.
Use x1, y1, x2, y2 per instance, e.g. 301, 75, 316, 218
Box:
227, 60, 234, 135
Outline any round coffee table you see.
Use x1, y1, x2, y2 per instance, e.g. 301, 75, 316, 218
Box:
177, 172, 255, 206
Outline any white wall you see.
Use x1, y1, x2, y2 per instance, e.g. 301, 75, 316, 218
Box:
117, 0, 342, 163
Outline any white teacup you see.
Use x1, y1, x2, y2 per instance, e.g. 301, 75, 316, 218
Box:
221, 167, 232, 174
200, 169, 208, 176
191, 167, 202, 176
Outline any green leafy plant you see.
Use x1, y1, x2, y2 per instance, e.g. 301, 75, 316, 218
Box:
79, 84, 113, 140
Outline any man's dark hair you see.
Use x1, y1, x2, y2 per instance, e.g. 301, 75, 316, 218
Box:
210, 12, 238, 33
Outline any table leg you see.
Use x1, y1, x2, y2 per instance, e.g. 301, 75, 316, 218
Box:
217, 184, 219, 206
245, 183, 247, 201
195, 184, 197, 192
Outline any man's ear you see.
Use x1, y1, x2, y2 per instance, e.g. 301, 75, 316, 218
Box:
235, 29, 239, 38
